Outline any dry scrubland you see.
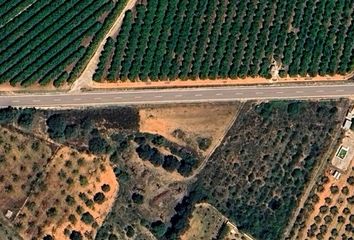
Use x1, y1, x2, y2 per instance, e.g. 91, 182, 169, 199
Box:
0, 127, 54, 216
0, 100, 350, 240
14, 147, 118, 240
165, 100, 349, 240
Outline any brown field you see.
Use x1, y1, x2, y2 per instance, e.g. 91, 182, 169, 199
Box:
139, 103, 241, 157
13, 147, 118, 240
0, 127, 54, 216
294, 159, 354, 240
181, 203, 254, 240
181, 203, 226, 240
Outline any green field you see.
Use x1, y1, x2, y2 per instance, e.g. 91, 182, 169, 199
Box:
0, 0, 127, 87
94, 0, 354, 83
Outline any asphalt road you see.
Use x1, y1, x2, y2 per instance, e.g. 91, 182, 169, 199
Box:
1, 84, 354, 108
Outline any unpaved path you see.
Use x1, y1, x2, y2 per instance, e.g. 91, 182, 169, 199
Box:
70, 0, 138, 92
185, 102, 245, 181
91, 73, 353, 90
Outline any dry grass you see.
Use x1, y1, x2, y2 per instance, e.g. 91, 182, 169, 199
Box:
139, 103, 240, 157
180, 203, 226, 240
14, 147, 118, 240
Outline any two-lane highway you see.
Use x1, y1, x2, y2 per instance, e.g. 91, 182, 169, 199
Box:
1, 84, 354, 108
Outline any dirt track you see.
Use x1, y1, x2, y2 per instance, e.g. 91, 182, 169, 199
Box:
70, 0, 138, 92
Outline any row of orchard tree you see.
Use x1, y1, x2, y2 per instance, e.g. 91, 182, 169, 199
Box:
0, 0, 128, 87
95, 0, 354, 83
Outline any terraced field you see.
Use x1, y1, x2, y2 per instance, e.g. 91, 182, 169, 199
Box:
0, 0, 127, 87
94, 0, 354, 83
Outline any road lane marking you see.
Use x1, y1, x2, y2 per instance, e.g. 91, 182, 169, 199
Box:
134, 96, 142, 99
33, 100, 40, 103
296, 91, 304, 93
336, 89, 344, 92
54, 99, 61, 102
155, 95, 162, 98
175, 95, 182, 97
256, 92, 264, 95
317, 90, 324, 93
235, 92, 243, 95
216, 93, 223, 96
195, 94, 202, 97
114, 96, 122, 99
276, 91, 284, 94
12, 100, 20, 103
74, 98, 81, 101
94, 97, 102, 100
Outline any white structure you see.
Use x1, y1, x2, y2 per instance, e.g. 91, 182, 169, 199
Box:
343, 119, 352, 130
343, 109, 354, 129
333, 171, 341, 180
5, 210, 13, 219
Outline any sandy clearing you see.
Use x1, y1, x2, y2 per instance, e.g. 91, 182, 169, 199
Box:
139, 103, 240, 157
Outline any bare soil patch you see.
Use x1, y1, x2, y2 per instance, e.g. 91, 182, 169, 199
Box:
139, 103, 241, 157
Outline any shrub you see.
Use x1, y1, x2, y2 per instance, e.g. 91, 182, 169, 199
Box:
65, 195, 76, 206
93, 192, 106, 204
162, 155, 181, 172
17, 109, 35, 128
126, 225, 135, 238
151, 220, 167, 238
70, 230, 83, 240
132, 192, 144, 204
89, 137, 108, 154
46, 207, 57, 217
43, 235, 54, 240
81, 212, 94, 225
101, 184, 111, 192
330, 185, 339, 194
79, 175, 88, 186
197, 137, 212, 150
68, 214, 77, 224
0, 107, 18, 124
347, 176, 354, 185
46, 114, 66, 139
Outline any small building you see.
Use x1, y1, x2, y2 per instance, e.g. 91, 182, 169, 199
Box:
332, 170, 341, 180
343, 119, 352, 130
5, 210, 13, 219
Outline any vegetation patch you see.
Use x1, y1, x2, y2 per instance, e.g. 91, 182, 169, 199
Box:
163, 100, 348, 240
